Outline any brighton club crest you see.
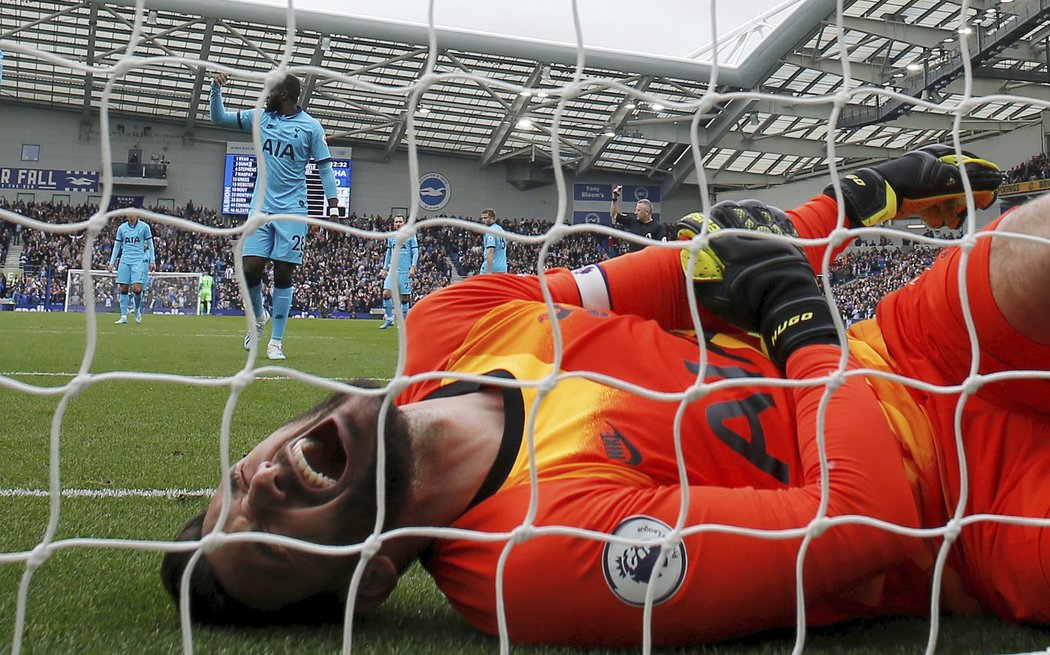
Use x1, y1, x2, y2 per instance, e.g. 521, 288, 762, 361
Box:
418, 172, 451, 211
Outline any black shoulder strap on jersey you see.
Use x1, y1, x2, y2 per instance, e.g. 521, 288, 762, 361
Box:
423, 370, 524, 509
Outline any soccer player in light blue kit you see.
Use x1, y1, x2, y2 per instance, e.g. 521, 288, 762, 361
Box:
479, 208, 508, 274
378, 214, 419, 329
107, 214, 155, 324
209, 71, 341, 360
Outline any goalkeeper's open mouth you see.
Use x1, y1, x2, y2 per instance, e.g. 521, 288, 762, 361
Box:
284, 416, 349, 495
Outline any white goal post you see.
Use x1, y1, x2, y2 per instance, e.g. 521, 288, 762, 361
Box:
64, 269, 203, 315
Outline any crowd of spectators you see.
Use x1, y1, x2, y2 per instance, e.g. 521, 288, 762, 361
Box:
828, 234, 951, 324
0, 201, 457, 316
431, 215, 624, 276
1004, 153, 1050, 184
2, 199, 956, 324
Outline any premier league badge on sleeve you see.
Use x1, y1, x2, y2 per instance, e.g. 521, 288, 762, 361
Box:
602, 515, 687, 607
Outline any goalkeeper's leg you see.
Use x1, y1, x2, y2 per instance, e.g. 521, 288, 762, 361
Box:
987, 193, 1050, 346
883, 192, 1050, 626
874, 194, 1050, 416
950, 405, 1050, 625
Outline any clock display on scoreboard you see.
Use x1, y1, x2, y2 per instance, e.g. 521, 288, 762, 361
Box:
221, 146, 351, 215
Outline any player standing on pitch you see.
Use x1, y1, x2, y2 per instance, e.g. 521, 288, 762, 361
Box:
209, 71, 341, 360
479, 208, 507, 274
378, 214, 419, 329
107, 213, 155, 324
198, 267, 215, 316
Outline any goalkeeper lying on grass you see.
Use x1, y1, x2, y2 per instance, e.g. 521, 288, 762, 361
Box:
162, 146, 1050, 647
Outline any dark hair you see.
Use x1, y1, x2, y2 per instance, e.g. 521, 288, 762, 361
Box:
282, 74, 302, 103
160, 513, 345, 626
161, 385, 414, 626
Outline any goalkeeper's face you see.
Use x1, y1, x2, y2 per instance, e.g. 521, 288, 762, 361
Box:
199, 392, 415, 611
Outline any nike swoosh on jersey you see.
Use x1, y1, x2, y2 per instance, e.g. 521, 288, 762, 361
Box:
600, 423, 642, 466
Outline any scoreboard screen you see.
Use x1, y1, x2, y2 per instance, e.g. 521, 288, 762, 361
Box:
221, 144, 351, 215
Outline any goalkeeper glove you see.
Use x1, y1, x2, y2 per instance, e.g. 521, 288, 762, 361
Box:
824, 144, 1002, 229
677, 200, 838, 370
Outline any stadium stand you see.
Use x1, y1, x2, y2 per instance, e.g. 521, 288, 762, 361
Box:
1, 198, 973, 325
1004, 153, 1050, 184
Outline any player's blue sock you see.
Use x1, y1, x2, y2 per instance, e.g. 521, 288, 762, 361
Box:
247, 283, 264, 320
271, 285, 293, 341
133, 292, 143, 313
401, 299, 410, 319
383, 297, 393, 319
119, 293, 129, 317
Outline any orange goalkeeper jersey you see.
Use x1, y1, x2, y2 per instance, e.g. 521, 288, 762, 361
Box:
396, 196, 1050, 645
397, 251, 936, 645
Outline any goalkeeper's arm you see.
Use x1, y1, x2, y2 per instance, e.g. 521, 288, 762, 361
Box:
823, 144, 1001, 229
677, 201, 839, 369
411, 195, 850, 351
746, 145, 1006, 275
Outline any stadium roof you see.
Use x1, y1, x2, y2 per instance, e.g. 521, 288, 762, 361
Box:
1, 0, 1048, 194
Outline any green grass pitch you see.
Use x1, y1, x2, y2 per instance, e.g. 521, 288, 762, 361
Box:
0, 312, 1046, 654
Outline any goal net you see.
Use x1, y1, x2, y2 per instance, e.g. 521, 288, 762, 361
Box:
64, 269, 203, 315
1, 2, 1049, 655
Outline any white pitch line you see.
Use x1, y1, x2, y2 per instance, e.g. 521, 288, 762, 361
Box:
0, 328, 240, 338
0, 488, 211, 498
0, 327, 342, 340
2, 371, 307, 381
1, 371, 386, 383
0, 321, 366, 338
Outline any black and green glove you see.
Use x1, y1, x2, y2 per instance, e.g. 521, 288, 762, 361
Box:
824, 144, 1002, 229
677, 200, 838, 370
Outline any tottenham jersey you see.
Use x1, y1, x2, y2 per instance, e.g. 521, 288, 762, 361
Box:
482, 224, 508, 273
385, 235, 420, 272
110, 220, 154, 266
210, 85, 332, 215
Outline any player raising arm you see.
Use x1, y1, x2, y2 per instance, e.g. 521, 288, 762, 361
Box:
162, 147, 1050, 647
107, 214, 155, 324
209, 71, 341, 360
610, 183, 670, 252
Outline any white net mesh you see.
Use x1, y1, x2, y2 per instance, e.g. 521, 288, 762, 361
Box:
1, 2, 1050, 655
